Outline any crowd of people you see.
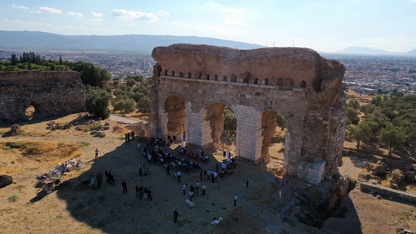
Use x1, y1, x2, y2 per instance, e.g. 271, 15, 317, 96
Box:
87, 133, 244, 225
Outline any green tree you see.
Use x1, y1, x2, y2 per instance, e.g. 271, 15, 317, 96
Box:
10, 54, 18, 66
347, 123, 371, 149
59, 56, 63, 65
371, 94, 382, 106
137, 96, 151, 115
112, 97, 136, 116
126, 78, 136, 88
276, 113, 286, 130
380, 124, 405, 154
85, 86, 111, 119
224, 107, 237, 136
347, 107, 360, 125
348, 99, 360, 110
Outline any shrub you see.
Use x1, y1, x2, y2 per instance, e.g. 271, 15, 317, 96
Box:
8, 195, 18, 203
5, 142, 25, 149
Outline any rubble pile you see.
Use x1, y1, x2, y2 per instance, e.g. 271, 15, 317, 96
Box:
35, 158, 84, 192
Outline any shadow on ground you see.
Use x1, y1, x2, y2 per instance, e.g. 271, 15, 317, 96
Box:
54, 138, 363, 233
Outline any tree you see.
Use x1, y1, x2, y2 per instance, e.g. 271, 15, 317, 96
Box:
112, 97, 136, 116
137, 96, 151, 116
85, 86, 111, 119
126, 78, 137, 88
223, 107, 237, 136
380, 124, 405, 154
10, 54, 18, 66
348, 99, 360, 110
347, 107, 360, 125
371, 94, 382, 106
276, 113, 286, 130
59, 56, 63, 65
347, 123, 371, 149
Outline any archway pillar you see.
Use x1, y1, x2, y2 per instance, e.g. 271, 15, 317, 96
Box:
234, 105, 261, 162
186, 110, 203, 147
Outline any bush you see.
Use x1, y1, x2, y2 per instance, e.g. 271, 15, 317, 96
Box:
8, 195, 18, 203
5, 142, 25, 149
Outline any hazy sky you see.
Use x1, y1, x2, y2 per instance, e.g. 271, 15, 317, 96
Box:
1, 0, 415, 52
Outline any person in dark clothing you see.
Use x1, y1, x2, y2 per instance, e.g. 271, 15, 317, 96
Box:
166, 164, 171, 176
147, 187, 152, 200
173, 209, 179, 223
122, 180, 128, 194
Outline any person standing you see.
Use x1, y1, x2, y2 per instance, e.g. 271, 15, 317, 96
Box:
182, 184, 186, 195
202, 184, 206, 196
233, 193, 238, 207
122, 180, 128, 194
245, 176, 250, 188
95, 148, 99, 159
177, 171, 182, 182
166, 164, 171, 176
173, 209, 179, 223
147, 187, 152, 201
195, 181, 200, 196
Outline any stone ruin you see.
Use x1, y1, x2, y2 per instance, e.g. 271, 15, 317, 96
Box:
149, 44, 347, 185
0, 71, 85, 123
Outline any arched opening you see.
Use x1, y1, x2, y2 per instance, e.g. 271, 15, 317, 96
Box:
300, 80, 307, 88
164, 69, 168, 76
260, 110, 287, 176
230, 74, 237, 82
254, 78, 258, 84
284, 78, 294, 89
164, 95, 187, 145
243, 72, 251, 83
277, 78, 284, 86
25, 101, 41, 121
179, 72, 184, 77
264, 78, 269, 85
214, 74, 218, 81
187, 72, 192, 78
223, 75, 227, 81
206, 74, 210, 80
171, 71, 175, 77
198, 73, 202, 79
202, 104, 237, 152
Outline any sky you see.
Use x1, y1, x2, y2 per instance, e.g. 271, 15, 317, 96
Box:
0, 0, 415, 53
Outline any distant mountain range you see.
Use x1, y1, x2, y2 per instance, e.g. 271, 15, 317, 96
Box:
334, 46, 416, 56
0, 30, 264, 53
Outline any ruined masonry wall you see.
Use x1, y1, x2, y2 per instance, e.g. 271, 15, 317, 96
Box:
150, 44, 346, 185
0, 71, 85, 122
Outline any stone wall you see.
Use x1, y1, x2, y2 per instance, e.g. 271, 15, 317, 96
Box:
0, 71, 85, 122
360, 182, 416, 204
149, 44, 346, 185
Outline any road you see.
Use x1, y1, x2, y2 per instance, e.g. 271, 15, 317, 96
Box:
109, 114, 140, 124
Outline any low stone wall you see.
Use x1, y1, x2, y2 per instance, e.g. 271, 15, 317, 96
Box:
360, 182, 416, 204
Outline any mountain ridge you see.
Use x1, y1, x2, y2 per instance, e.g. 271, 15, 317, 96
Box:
333, 46, 416, 55
0, 30, 264, 52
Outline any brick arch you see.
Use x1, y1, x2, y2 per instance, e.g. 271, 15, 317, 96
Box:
163, 94, 187, 141
150, 44, 346, 185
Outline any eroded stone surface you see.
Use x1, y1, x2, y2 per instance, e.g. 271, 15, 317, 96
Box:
149, 44, 346, 185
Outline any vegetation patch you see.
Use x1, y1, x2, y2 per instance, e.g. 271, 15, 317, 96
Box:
8, 195, 18, 203
4, 142, 25, 149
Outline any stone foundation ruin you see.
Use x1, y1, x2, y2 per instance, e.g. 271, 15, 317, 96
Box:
0, 71, 85, 123
149, 44, 346, 185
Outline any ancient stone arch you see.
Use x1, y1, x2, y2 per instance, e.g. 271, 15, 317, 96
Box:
0, 71, 86, 123
149, 44, 346, 185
